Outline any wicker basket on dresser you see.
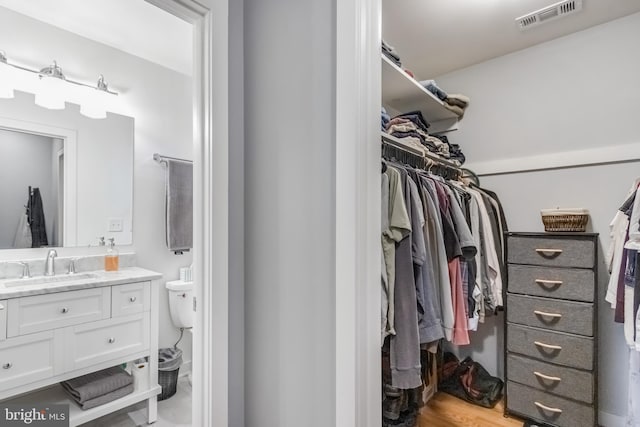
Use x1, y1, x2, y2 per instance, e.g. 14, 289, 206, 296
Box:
505, 232, 598, 427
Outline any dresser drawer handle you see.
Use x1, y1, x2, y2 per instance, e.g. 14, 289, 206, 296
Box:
0, 303, 4, 310
534, 310, 563, 319
535, 279, 563, 286
534, 371, 562, 382
534, 401, 563, 414
534, 341, 562, 350
2, 363, 12, 369
535, 248, 563, 256
61, 307, 69, 314
129, 297, 137, 302
108, 337, 116, 344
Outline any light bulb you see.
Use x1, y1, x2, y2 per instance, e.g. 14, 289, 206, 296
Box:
80, 87, 108, 119
35, 75, 66, 109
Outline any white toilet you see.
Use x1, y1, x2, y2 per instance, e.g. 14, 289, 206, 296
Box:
165, 279, 194, 385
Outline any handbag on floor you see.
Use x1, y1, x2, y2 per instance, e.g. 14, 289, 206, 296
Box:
439, 352, 504, 408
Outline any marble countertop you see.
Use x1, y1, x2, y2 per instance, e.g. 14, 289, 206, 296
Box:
0, 266, 163, 299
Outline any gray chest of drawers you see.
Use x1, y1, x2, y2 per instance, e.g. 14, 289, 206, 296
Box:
505, 232, 598, 427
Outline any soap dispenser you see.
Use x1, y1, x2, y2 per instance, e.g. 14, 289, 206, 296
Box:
105, 238, 119, 271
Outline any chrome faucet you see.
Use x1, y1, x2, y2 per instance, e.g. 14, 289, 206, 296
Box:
44, 249, 57, 276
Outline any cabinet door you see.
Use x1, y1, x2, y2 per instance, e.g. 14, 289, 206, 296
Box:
0, 330, 64, 391
7, 287, 111, 337
65, 313, 149, 371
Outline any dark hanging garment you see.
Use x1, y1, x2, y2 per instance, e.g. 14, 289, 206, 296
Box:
29, 187, 48, 248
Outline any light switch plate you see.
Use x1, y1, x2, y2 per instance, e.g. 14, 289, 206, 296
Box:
108, 218, 123, 232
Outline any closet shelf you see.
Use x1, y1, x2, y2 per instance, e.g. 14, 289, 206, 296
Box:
381, 132, 460, 169
381, 54, 459, 134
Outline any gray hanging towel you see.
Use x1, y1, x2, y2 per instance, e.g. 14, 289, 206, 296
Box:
165, 159, 193, 253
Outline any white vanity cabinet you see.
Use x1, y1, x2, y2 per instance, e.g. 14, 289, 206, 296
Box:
0, 268, 161, 427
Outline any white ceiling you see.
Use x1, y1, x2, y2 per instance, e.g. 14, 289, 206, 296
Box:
383, 0, 640, 79
0, 0, 192, 76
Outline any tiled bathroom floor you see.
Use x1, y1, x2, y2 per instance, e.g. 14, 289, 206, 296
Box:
81, 376, 192, 427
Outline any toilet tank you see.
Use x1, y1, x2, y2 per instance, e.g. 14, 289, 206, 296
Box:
165, 280, 194, 329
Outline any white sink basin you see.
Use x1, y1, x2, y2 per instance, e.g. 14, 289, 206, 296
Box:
0, 273, 100, 288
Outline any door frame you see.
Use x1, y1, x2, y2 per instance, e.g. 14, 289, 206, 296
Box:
335, 0, 382, 426
144, 1, 229, 426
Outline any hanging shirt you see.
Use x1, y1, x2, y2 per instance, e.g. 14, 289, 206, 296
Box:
382, 167, 411, 339
420, 177, 454, 341
389, 166, 422, 389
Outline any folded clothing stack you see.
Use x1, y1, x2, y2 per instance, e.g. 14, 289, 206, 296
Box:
382, 39, 402, 67
383, 111, 466, 165
61, 366, 134, 410
381, 107, 391, 131
419, 79, 448, 101
443, 94, 470, 118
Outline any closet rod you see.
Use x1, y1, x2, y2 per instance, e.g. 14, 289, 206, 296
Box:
153, 153, 192, 164
381, 133, 460, 169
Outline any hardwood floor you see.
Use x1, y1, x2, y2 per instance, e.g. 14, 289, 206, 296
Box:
418, 392, 524, 427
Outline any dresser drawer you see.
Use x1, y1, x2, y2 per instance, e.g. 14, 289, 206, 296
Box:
507, 381, 594, 427
507, 235, 595, 268
0, 330, 63, 391
111, 282, 150, 317
7, 288, 111, 337
65, 313, 149, 371
507, 294, 593, 336
508, 264, 595, 302
507, 324, 593, 370
0, 300, 6, 341
507, 353, 593, 404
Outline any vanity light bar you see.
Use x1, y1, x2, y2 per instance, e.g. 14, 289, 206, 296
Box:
0, 51, 118, 96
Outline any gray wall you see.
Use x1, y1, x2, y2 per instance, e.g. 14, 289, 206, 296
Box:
244, 0, 336, 426
435, 12, 640, 424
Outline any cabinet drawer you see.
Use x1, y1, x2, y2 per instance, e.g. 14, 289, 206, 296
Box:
507, 324, 593, 370
507, 353, 593, 404
507, 381, 594, 427
0, 330, 63, 390
7, 288, 111, 337
65, 313, 149, 371
111, 282, 150, 317
507, 235, 595, 268
508, 264, 595, 302
0, 300, 6, 341
507, 294, 593, 336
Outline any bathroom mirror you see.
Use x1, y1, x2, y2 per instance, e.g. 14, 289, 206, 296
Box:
0, 90, 134, 249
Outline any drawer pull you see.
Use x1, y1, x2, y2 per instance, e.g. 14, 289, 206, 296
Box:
535, 248, 563, 256
61, 307, 69, 314
129, 297, 137, 302
0, 303, 4, 310
534, 401, 563, 414
534, 341, 562, 350
534, 310, 563, 319
535, 279, 563, 286
534, 371, 562, 382
2, 363, 12, 369
108, 337, 116, 344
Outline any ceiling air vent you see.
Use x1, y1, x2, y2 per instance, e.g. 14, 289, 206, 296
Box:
516, 0, 583, 31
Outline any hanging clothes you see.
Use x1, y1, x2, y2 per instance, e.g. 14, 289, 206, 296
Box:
28, 187, 48, 248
